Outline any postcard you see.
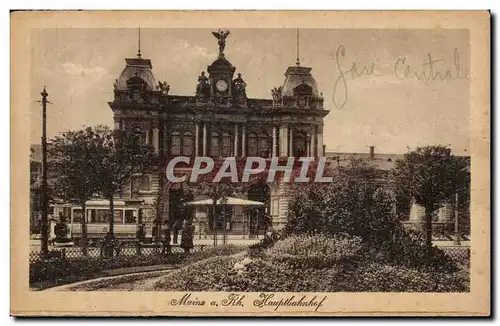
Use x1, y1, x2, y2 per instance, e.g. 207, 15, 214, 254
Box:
11, 10, 490, 316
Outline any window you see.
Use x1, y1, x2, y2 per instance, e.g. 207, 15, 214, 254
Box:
171, 131, 181, 156
259, 133, 269, 158
248, 133, 258, 156
73, 209, 83, 223
210, 132, 220, 157
222, 132, 231, 157
183, 131, 193, 156
89, 209, 123, 224
124, 210, 136, 224
89, 209, 108, 224
114, 210, 123, 224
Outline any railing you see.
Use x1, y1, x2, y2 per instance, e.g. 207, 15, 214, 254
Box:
29, 243, 213, 264
440, 246, 470, 266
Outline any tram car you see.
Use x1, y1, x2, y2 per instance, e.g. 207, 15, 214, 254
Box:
51, 199, 154, 244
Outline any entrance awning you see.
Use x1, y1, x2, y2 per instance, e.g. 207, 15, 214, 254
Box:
184, 197, 265, 206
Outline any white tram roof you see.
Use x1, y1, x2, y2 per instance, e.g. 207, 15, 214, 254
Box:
51, 199, 130, 207
85, 199, 128, 206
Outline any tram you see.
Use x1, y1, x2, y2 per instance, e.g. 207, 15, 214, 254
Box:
51, 199, 153, 243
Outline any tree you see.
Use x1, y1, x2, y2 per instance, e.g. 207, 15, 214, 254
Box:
286, 157, 399, 246
392, 146, 469, 257
48, 127, 105, 255
91, 126, 154, 245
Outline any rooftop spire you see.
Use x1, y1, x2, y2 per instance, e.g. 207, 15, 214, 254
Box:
137, 28, 142, 58
295, 28, 300, 66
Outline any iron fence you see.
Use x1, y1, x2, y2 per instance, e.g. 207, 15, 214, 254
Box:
29, 243, 214, 264
440, 246, 470, 266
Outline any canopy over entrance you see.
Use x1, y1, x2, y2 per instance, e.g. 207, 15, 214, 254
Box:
184, 197, 264, 206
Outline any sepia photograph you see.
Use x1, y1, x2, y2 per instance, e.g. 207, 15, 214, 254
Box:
11, 10, 490, 316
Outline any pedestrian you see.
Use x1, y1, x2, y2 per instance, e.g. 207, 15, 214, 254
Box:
162, 223, 171, 255
180, 220, 194, 254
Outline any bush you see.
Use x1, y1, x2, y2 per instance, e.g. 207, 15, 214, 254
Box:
248, 228, 288, 256
373, 229, 458, 273
333, 259, 469, 292
150, 253, 469, 293
285, 162, 401, 249
284, 159, 461, 274
266, 234, 362, 268
152, 255, 332, 292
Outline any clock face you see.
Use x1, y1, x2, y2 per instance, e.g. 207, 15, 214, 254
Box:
216, 79, 228, 92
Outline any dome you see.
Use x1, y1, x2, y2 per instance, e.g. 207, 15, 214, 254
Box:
115, 58, 157, 91
207, 57, 235, 74
281, 66, 320, 97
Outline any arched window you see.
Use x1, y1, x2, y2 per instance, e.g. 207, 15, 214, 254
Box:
259, 133, 270, 158
210, 131, 220, 157
171, 131, 181, 156
294, 133, 306, 157
221, 132, 231, 157
248, 133, 258, 157
183, 131, 193, 156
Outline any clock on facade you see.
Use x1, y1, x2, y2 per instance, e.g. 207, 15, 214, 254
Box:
215, 79, 228, 93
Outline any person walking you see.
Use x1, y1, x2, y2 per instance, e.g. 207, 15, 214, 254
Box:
162, 223, 171, 255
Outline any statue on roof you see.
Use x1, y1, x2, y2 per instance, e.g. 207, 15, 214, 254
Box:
232, 73, 247, 97
271, 86, 282, 102
212, 29, 230, 57
157, 81, 170, 95
196, 71, 210, 97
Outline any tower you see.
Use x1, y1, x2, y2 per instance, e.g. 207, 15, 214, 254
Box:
207, 29, 235, 98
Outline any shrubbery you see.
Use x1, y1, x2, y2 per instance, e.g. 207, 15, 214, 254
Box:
333, 259, 469, 292
151, 253, 469, 292
285, 162, 402, 249
266, 234, 362, 269
285, 159, 460, 273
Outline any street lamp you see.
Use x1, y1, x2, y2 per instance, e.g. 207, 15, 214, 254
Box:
40, 87, 49, 258
454, 192, 461, 245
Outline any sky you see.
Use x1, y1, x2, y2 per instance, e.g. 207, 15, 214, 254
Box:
30, 28, 470, 155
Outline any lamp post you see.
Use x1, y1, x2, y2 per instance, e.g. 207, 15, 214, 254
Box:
40, 87, 49, 258
454, 192, 461, 245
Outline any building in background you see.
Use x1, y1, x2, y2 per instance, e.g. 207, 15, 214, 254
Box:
107, 30, 329, 239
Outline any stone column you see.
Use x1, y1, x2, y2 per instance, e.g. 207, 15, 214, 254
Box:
114, 118, 120, 130
272, 125, 278, 157
152, 123, 159, 154
195, 122, 200, 156
317, 124, 324, 156
203, 122, 207, 156
289, 126, 293, 157
306, 136, 310, 157
279, 124, 288, 156
241, 125, 246, 156
163, 124, 169, 157
310, 125, 316, 157
234, 124, 239, 157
